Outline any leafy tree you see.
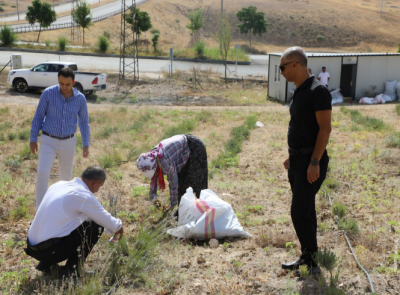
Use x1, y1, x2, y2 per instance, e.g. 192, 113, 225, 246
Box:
72, 1, 92, 45
25, 0, 56, 42
236, 6, 268, 48
126, 7, 152, 37
151, 33, 160, 52
214, 16, 232, 83
186, 9, 203, 44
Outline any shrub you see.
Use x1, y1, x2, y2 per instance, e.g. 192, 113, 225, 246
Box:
7, 132, 16, 141
244, 114, 258, 129
340, 218, 359, 235
57, 36, 67, 51
0, 133, 5, 141
0, 25, 17, 47
332, 202, 347, 219
194, 42, 205, 57
129, 94, 138, 103
163, 119, 196, 139
98, 150, 123, 169
96, 35, 110, 53
45, 40, 51, 47
195, 110, 212, 123
316, 35, 324, 42
396, 104, 400, 116
313, 249, 340, 286
384, 133, 400, 148
103, 31, 111, 39
11, 197, 29, 220
150, 28, 160, 34
4, 155, 21, 167
17, 129, 30, 141
97, 126, 118, 139
0, 7, 4, 12
17, 144, 37, 160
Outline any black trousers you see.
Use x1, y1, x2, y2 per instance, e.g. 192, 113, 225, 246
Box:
25, 221, 104, 271
288, 150, 329, 265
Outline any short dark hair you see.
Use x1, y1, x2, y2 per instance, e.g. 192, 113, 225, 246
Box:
81, 166, 107, 182
282, 46, 308, 67
58, 67, 75, 81
322, 66, 326, 69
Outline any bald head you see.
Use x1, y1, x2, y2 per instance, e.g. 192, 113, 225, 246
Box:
282, 46, 307, 67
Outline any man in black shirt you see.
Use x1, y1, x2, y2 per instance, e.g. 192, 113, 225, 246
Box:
280, 47, 332, 276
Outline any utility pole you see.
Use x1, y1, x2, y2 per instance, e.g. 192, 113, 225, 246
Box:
16, 0, 20, 21
379, 0, 384, 17
220, 0, 223, 50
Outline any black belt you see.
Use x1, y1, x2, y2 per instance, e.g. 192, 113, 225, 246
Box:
42, 131, 74, 140
288, 147, 314, 156
27, 237, 63, 251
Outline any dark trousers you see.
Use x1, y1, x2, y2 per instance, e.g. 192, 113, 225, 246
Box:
25, 221, 104, 271
288, 150, 329, 265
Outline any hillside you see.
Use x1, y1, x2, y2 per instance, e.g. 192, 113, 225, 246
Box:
9, 0, 400, 53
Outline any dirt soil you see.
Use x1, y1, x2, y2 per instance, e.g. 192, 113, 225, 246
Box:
1, 74, 400, 294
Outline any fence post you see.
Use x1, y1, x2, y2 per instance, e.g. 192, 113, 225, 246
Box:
242, 76, 244, 89
194, 68, 196, 89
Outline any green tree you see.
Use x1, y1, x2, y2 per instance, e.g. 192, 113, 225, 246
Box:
126, 7, 152, 38
236, 6, 268, 48
186, 9, 203, 44
151, 33, 160, 52
25, 0, 56, 42
72, 1, 92, 45
214, 16, 232, 83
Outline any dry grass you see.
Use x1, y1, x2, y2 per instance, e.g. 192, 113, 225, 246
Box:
1, 90, 400, 293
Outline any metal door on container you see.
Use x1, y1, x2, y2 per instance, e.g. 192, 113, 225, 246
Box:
47, 64, 64, 86
340, 64, 357, 99
29, 64, 49, 87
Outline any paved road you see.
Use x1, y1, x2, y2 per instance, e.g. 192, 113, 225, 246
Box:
7, 0, 145, 28
0, 51, 268, 77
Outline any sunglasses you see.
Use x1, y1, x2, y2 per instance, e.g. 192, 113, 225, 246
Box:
279, 61, 299, 72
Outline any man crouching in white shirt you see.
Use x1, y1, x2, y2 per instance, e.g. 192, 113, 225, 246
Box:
24, 166, 124, 278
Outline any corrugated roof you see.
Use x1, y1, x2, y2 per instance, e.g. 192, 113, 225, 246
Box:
269, 52, 400, 57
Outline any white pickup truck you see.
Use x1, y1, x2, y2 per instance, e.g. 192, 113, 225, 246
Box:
7, 61, 107, 97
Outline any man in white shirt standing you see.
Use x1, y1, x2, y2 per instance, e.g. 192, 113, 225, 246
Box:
24, 166, 123, 278
318, 66, 330, 88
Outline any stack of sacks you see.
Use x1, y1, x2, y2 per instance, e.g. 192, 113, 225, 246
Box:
384, 80, 397, 101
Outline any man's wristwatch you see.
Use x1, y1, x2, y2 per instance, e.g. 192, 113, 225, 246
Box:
311, 159, 319, 166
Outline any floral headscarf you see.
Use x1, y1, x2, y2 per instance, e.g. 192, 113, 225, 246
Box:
136, 143, 166, 191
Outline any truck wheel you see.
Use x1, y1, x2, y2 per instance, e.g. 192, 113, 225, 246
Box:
74, 83, 84, 93
14, 79, 28, 93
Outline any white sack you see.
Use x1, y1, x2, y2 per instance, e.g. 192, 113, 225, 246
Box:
384, 80, 397, 101
359, 94, 386, 104
396, 82, 400, 100
168, 187, 251, 240
330, 88, 344, 105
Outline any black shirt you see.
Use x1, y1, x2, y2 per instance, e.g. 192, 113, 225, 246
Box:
288, 76, 332, 149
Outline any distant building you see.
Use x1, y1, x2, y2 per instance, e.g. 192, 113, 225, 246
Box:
268, 52, 400, 102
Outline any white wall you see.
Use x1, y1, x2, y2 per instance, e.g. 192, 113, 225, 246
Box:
356, 56, 400, 98
308, 57, 342, 90
268, 55, 287, 102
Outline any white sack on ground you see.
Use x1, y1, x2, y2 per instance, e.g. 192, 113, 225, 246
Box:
384, 80, 397, 101
330, 88, 344, 104
167, 187, 251, 240
359, 94, 386, 104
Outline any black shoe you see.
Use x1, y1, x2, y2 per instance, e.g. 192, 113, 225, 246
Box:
281, 258, 302, 270
295, 266, 321, 277
36, 262, 62, 275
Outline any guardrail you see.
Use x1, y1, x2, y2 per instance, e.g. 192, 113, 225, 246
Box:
0, 0, 73, 18
10, 9, 121, 33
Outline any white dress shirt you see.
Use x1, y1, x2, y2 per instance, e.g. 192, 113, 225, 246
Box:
28, 177, 122, 245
